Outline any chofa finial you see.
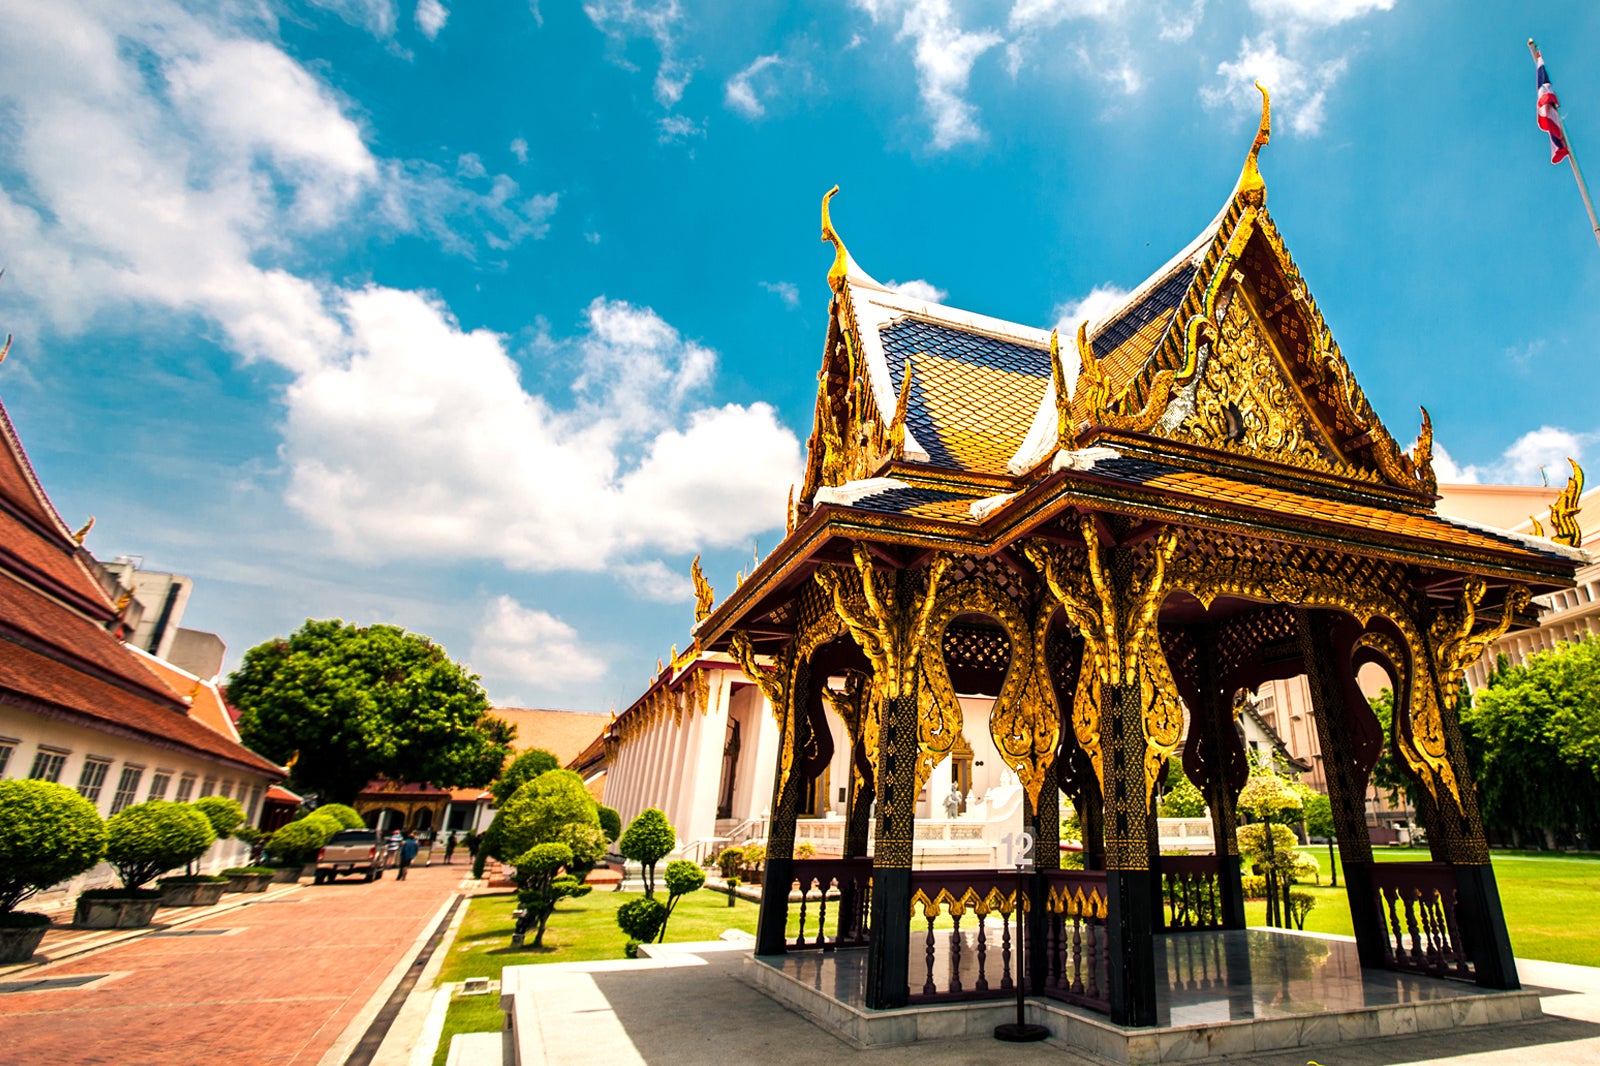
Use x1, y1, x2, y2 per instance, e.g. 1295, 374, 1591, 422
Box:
1238, 81, 1271, 203
821, 185, 849, 293
1550, 457, 1586, 547
73, 515, 96, 545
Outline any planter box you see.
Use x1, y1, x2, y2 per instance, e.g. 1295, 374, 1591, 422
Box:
740, 867, 764, 886
0, 922, 49, 965
75, 896, 161, 929
224, 872, 273, 894
158, 880, 228, 908
269, 867, 302, 884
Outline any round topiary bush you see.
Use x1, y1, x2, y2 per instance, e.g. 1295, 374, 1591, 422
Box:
314, 803, 365, 830
266, 817, 335, 866
616, 897, 666, 944
0, 779, 108, 915
597, 805, 622, 843
104, 800, 217, 890
191, 796, 245, 840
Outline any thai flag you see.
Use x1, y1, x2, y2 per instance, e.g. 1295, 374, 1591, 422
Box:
1536, 48, 1570, 165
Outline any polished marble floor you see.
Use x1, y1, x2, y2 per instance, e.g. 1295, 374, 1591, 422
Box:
759, 928, 1502, 1027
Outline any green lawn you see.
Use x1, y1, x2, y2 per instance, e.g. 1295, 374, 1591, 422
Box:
430, 886, 759, 1065
1243, 846, 1600, 966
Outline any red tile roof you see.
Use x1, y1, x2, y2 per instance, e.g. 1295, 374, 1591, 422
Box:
492, 707, 608, 767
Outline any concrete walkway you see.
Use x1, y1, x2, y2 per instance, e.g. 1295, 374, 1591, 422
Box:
0, 861, 469, 1066
494, 940, 1600, 1066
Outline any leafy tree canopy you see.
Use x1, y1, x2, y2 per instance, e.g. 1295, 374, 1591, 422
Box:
106, 801, 216, 890
0, 780, 107, 913
313, 803, 367, 830
230, 619, 512, 805
191, 796, 245, 839
492, 770, 605, 873
1157, 761, 1207, 818
491, 748, 559, 808
1238, 774, 1302, 823
1366, 688, 1413, 807
1300, 790, 1335, 841
619, 808, 675, 898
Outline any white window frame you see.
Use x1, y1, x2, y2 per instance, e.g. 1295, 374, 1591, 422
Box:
110, 765, 145, 815
175, 773, 198, 803
199, 776, 217, 798
29, 747, 69, 783
219, 779, 233, 799
77, 756, 113, 804
148, 771, 173, 801
0, 735, 18, 778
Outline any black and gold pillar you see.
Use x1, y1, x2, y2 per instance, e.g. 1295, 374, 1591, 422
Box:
865, 685, 919, 1008
755, 658, 808, 957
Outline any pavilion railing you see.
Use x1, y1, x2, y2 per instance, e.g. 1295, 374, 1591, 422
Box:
1371, 862, 1473, 981
788, 857, 873, 951
906, 869, 1024, 1004
1039, 870, 1111, 1014
1159, 854, 1225, 932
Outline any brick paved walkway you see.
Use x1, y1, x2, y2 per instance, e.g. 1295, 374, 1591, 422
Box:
0, 861, 466, 1066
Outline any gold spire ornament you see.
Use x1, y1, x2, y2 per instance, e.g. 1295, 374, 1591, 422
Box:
1237, 82, 1271, 204
1550, 457, 1585, 547
1050, 329, 1071, 448
73, 516, 95, 544
821, 185, 850, 293
691, 554, 715, 622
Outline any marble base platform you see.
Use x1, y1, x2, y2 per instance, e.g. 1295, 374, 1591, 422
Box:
744, 929, 1543, 1063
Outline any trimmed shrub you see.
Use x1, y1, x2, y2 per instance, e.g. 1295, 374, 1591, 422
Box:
494, 771, 604, 872
0, 780, 107, 914
222, 866, 276, 876
491, 749, 561, 808
657, 859, 705, 942
725, 875, 741, 905
740, 843, 766, 868
266, 816, 335, 866
1240, 875, 1268, 900
716, 846, 745, 879
105, 801, 217, 890
1287, 891, 1317, 930
794, 842, 816, 859
618, 808, 675, 898
314, 803, 366, 830
616, 897, 666, 945
191, 796, 245, 839
597, 805, 622, 842
511, 842, 590, 948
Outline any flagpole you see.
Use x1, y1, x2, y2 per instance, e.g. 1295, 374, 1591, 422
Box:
1531, 38, 1600, 250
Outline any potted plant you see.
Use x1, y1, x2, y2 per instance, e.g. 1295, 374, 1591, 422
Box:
78, 800, 216, 926
0, 780, 107, 963
716, 846, 745, 880
740, 843, 766, 886
220, 866, 277, 893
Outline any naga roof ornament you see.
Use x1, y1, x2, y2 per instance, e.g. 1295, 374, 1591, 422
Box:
1549, 458, 1585, 547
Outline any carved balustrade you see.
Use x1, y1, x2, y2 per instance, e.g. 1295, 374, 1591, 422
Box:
906, 870, 1024, 1003
788, 857, 873, 950
1039, 870, 1111, 1013
1371, 862, 1472, 980
1159, 855, 1225, 932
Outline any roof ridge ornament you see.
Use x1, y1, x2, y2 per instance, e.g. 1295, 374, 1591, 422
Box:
73, 515, 95, 545
1550, 457, 1585, 547
821, 185, 850, 293
1238, 81, 1271, 205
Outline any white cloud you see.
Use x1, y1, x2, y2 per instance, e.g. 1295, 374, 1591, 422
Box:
1247, 0, 1394, 25
760, 280, 801, 308
1436, 427, 1594, 487
456, 152, 487, 179
309, 0, 399, 37
282, 290, 800, 571
616, 560, 694, 603
1204, 34, 1346, 136
510, 137, 529, 163
415, 0, 449, 39
1008, 0, 1116, 32
583, 0, 695, 108
0, 2, 797, 581
1053, 284, 1130, 336
855, 0, 1004, 150
471, 595, 606, 691
887, 278, 949, 304
657, 114, 705, 143
725, 54, 782, 119
1432, 444, 1479, 485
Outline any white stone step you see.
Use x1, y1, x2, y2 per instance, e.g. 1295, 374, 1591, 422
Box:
445, 1031, 505, 1066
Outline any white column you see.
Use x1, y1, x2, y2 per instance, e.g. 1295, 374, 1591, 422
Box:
665, 697, 698, 839
684, 671, 730, 846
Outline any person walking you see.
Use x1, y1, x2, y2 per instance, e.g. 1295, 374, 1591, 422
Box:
397, 832, 419, 881
444, 833, 457, 865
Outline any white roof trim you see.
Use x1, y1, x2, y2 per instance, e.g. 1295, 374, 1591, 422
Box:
1086, 202, 1227, 341
1436, 513, 1591, 565
969, 492, 1016, 520
1051, 446, 1122, 473
814, 477, 910, 508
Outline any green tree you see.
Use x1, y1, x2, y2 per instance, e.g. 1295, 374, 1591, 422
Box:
597, 805, 622, 842
511, 843, 590, 948
1463, 641, 1600, 846
230, 619, 512, 805
1300, 790, 1337, 887
491, 770, 605, 873
105, 801, 216, 890
491, 749, 560, 808
657, 859, 705, 941
1366, 688, 1412, 810
314, 803, 366, 830
1157, 761, 1207, 818
616, 897, 666, 954
191, 796, 245, 839
618, 808, 675, 898
1238, 772, 1302, 928
267, 817, 336, 865
0, 780, 107, 915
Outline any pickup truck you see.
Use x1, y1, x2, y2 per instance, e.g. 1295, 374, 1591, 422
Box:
314, 829, 387, 884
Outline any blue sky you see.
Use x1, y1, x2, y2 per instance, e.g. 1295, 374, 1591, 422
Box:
1, 1, 1597, 712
